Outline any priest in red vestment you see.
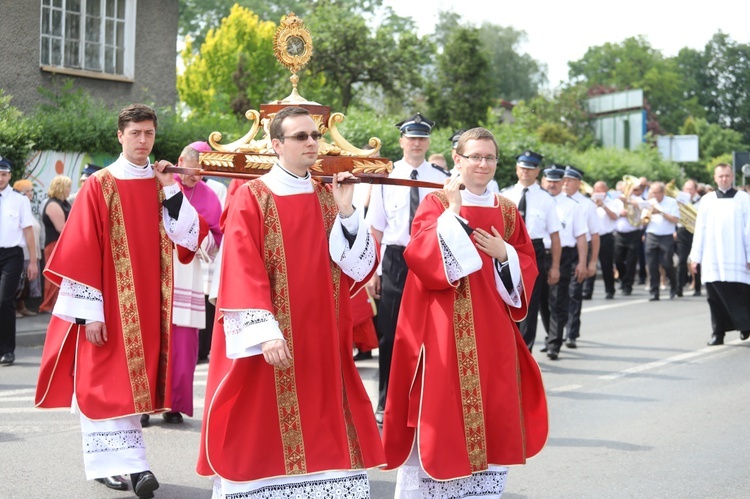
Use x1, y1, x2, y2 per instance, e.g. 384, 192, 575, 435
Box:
34, 104, 205, 499
382, 127, 548, 498
197, 106, 385, 498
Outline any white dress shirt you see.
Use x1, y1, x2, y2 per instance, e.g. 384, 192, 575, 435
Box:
0, 185, 34, 248
645, 196, 680, 236
502, 182, 561, 240
365, 159, 450, 248
544, 193, 587, 249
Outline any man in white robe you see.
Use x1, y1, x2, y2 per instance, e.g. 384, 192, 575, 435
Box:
689, 163, 750, 345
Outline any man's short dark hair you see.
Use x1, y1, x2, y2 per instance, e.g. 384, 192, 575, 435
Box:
269, 106, 311, 141
118, 104, 158, 132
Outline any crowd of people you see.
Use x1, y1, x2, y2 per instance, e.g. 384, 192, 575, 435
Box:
7, 102, 745, 499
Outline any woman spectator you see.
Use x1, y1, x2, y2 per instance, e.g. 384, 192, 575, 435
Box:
13, 179, 42, 317
38, 175, 72, 313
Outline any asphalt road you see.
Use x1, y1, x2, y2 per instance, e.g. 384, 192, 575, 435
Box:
3, 283, 749, 498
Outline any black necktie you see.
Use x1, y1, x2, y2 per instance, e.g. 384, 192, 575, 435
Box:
519, 187, 528, 221
409, 169, 419, 232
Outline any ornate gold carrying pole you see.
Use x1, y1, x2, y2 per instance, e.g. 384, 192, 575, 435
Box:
164, 166, 453, 190
196, 13, 393, 180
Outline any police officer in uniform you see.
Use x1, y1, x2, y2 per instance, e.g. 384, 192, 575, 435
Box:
562, 165, 600, 348
501, 150, 561, 351
365, 112, 449, 424
0, 157, 39, 365
539, 167, 587, 360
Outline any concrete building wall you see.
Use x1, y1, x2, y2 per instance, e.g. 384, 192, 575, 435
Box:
0, 0, 178, 114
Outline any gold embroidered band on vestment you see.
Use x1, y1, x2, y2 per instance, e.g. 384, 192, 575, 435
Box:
98, 172, 172, 413
313, 182, 365, 469
454, 279, 488, 471
247, 180, 306, 474
432, 190, 493, 470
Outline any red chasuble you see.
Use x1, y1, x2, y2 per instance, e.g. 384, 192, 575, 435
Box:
382, 191, 548, 480
35, 171, 196, 419
196, 180, 385, 481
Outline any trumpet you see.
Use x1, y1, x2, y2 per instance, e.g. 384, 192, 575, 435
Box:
665, 179, 697, 233
579, 180, 594, 196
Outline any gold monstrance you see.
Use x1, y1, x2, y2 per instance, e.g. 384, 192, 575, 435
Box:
198, 13, 393, 179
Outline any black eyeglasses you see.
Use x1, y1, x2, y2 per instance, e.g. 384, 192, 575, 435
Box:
457, 154, 498, 165
281, 131, 323, 142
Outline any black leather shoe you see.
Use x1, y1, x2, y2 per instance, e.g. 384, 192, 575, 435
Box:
676, 288, 683, 297
162, 411, 183, 424
622, 289, 632, 296
565, 339, 577, 349
741, 331, 750, 341
707, 335, 724, 346
547, 350, 559, 360
140, 414, 150, 427
649, 294, 659, 301
693, 290, 702, 297
353, 350, 373, 361
539, 346, 548, 353
95, 475, 129, 491
605, 292, 614, 299
0, 352, 15, 365
131, 471, 159, 499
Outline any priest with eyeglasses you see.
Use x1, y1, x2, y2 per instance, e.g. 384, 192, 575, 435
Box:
197, 106, 385, 498
382, 127, 548, 498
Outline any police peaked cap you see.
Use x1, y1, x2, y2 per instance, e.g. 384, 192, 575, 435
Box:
396, 112, 434, 137
82, 163, 104, 176
516, 150, 543, 168
449, 129, 467, 149
0, 155, 13, 172
563, 165, 584, 180
543, 166, 565, 181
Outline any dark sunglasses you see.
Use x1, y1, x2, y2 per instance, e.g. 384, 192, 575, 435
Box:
282, 131, 323, 142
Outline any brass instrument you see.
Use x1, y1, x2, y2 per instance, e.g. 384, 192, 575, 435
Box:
665, 179, 697, 233
621, 174, 645, 227
579, 180, 594, 196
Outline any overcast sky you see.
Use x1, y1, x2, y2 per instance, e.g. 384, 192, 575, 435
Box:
382, 0, 750, 89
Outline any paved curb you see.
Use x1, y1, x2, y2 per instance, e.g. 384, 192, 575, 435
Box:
15, 313, 50, 348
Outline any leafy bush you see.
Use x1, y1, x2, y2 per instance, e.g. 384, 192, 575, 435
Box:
14, 81, 248, 165
0, 90, 41, 179
30, 81, 120, 155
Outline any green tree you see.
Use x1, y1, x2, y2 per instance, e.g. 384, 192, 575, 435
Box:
178, 0, 309, 48
568, 36, 692, 134
426, 26, 493, 130
433, 13, 546, 104
478, 23, 546, 101
305, 2, 433, 111
676, 116, 748, 182
177, 5, 286, 117
512, 83, 596, 150
677, 33, 750, 144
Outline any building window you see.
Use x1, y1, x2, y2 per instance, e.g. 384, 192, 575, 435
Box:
40, 0, 136, 79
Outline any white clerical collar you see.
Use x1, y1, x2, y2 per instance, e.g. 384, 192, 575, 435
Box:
461, 188, 493, 206
119, 154, 153, 178
264, 163, 313, 194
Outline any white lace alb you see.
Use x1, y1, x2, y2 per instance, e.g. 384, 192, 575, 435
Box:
59, 279, 103, 304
